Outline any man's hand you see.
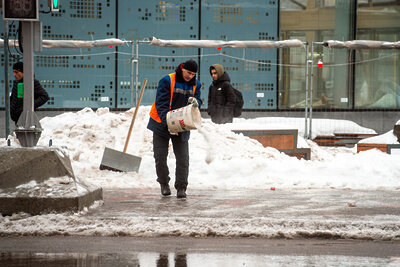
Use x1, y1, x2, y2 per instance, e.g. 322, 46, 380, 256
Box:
188, 97, 198, 108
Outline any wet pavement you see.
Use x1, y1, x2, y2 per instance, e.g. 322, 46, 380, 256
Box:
0, 236, 400, 266
98, 187, 400, 220
77, 187, 400, 239
1, 188, 400, 266
2, 187, 399, 239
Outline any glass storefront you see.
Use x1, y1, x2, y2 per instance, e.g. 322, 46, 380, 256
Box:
279, 0, 400, 110
355, 1, 400, 108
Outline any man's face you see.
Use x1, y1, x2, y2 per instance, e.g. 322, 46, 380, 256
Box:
211, 69, 218, 81
13, 70, 23, 81
182, 68, 196, 82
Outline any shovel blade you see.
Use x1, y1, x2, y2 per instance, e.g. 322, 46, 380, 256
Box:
99, 147, 141, 172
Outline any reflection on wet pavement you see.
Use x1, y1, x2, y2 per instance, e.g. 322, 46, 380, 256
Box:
1, 252, 398, 267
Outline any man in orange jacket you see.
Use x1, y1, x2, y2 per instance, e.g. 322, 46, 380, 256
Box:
147, 59, 202, 198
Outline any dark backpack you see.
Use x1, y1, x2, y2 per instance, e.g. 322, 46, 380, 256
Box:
232, 87, 244, 117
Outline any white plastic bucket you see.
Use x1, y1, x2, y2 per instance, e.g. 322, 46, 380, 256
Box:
166, 104, 202, 134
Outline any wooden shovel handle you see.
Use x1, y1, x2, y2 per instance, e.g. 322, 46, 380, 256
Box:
123, 79, 147, 153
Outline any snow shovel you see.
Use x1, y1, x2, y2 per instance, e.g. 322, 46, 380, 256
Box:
99, 79, 147, 172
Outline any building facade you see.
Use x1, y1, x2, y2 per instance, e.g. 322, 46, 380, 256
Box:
1, 0, 399, 134
280, 0, 400, 110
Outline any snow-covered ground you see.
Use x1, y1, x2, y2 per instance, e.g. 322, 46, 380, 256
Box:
2, 106, 398, 191
0, 107, 399, 239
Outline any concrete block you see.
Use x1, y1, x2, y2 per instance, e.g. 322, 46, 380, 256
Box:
0, 147, 74, 188
0, 147, 103, 215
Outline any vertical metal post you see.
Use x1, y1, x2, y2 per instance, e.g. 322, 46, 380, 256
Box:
21, 22, 35, 115
309, 42, 314, 139
15, 21, 42, 147
135, 40, 139, 106
130, 41, 134, 108
3, 21, 10, 138
304, 42, 309, 139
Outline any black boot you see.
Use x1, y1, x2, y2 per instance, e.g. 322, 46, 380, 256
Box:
160, 184, 171, 196
177, 188, 186, 198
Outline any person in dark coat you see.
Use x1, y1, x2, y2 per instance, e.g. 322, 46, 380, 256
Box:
9, 62, 49, 124
207, 64, 236, 124
147, 59, 202, 198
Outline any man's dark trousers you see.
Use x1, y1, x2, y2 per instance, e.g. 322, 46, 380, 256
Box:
153, 132, 189, 190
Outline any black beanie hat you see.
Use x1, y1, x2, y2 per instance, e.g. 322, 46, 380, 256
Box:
182, 59, 198, 73
13, 62, 23, 73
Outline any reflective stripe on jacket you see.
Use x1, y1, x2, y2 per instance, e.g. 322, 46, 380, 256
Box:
149, 72, 196, 123
147, 72, 202, 141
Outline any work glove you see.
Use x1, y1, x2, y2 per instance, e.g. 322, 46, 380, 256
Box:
188, 97, 198, 108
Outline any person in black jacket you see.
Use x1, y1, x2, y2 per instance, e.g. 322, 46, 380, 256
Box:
207, 64, 236, 124
9, 62, 49, 124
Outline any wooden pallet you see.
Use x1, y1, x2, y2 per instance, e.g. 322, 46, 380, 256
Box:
357, 143, 388, 153
280, 148, 311, 160
313, 133, 378, 147
356, 125, 400, 153
232, 129, 298, 150
357, 143, 400, 154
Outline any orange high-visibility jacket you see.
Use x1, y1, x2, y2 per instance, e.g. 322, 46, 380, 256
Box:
149, 72, 197, 123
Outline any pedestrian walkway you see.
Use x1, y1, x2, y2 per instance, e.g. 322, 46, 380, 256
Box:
98, 188, 400, 219
82, 188, 400, 240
